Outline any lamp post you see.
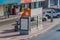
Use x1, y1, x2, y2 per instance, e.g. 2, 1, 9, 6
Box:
48, 8, 54, 22
49, 5, 59, 22
50, 8, 54, 22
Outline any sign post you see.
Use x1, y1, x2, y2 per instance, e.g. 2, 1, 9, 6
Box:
50, 8, 54, 22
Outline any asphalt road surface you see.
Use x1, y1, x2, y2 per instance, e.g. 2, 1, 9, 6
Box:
26, 24, 60, 40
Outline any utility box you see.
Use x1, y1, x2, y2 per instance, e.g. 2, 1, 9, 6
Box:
20, 17, 30, 35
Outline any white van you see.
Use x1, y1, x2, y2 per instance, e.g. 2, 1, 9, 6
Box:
45, 10, 60, 18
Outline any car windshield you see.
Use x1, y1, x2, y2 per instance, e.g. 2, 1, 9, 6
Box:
47, 11, 51, 13
47, 11, 56, 13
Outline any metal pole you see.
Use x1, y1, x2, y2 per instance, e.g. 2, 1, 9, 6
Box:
37, 16, 38, 28
6, 5, 9, 18
51, 9, 53, 22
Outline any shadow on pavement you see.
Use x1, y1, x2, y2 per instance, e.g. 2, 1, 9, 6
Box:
0, 34, 20, 38
0, 29, 16, 34
0, 29, 28, 38
0, 34, 28, 38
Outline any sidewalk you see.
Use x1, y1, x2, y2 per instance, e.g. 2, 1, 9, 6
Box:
0, 15, 20, 22
0, 18, 60, 40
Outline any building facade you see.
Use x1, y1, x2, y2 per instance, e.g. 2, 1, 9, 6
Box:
0, 0, 20, 16
44, 0, 60, 8
19, 0, 45, 13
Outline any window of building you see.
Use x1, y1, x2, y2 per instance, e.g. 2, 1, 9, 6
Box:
41, 1, 45, 8
25, 3, 31, 9
31, 2, 42, 9
34, 2, 42, 8
25, 3, 28, 9
59, 0, 60, 5
38, 2, 41, 8
34, 2, 37, 8
20, 1, 42, 9
20, 4, 25, 12
31, 2, 34, 9
50, 0, 58, 6
29, 3, 31, 9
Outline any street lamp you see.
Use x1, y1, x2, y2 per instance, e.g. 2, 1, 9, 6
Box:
50, 8, 54, 22
48, 8, 54, 22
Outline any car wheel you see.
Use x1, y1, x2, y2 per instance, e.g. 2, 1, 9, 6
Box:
42, 18, 46, 21
46, 15, 50, 19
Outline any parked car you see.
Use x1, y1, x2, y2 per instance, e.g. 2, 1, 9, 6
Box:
45, 11, 60, 18
55, 9, 60, 16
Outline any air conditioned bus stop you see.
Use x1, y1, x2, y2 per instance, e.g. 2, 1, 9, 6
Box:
13, 0, 42, 35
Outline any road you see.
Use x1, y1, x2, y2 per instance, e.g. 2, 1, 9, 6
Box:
26, 23, 60, 40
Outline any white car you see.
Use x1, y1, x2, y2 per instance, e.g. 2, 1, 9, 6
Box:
45, 11, 60, 18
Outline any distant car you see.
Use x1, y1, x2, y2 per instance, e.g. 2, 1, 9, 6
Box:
45, 11, 60, 18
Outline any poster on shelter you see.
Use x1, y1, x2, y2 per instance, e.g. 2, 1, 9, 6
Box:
21, 19, 28, 30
